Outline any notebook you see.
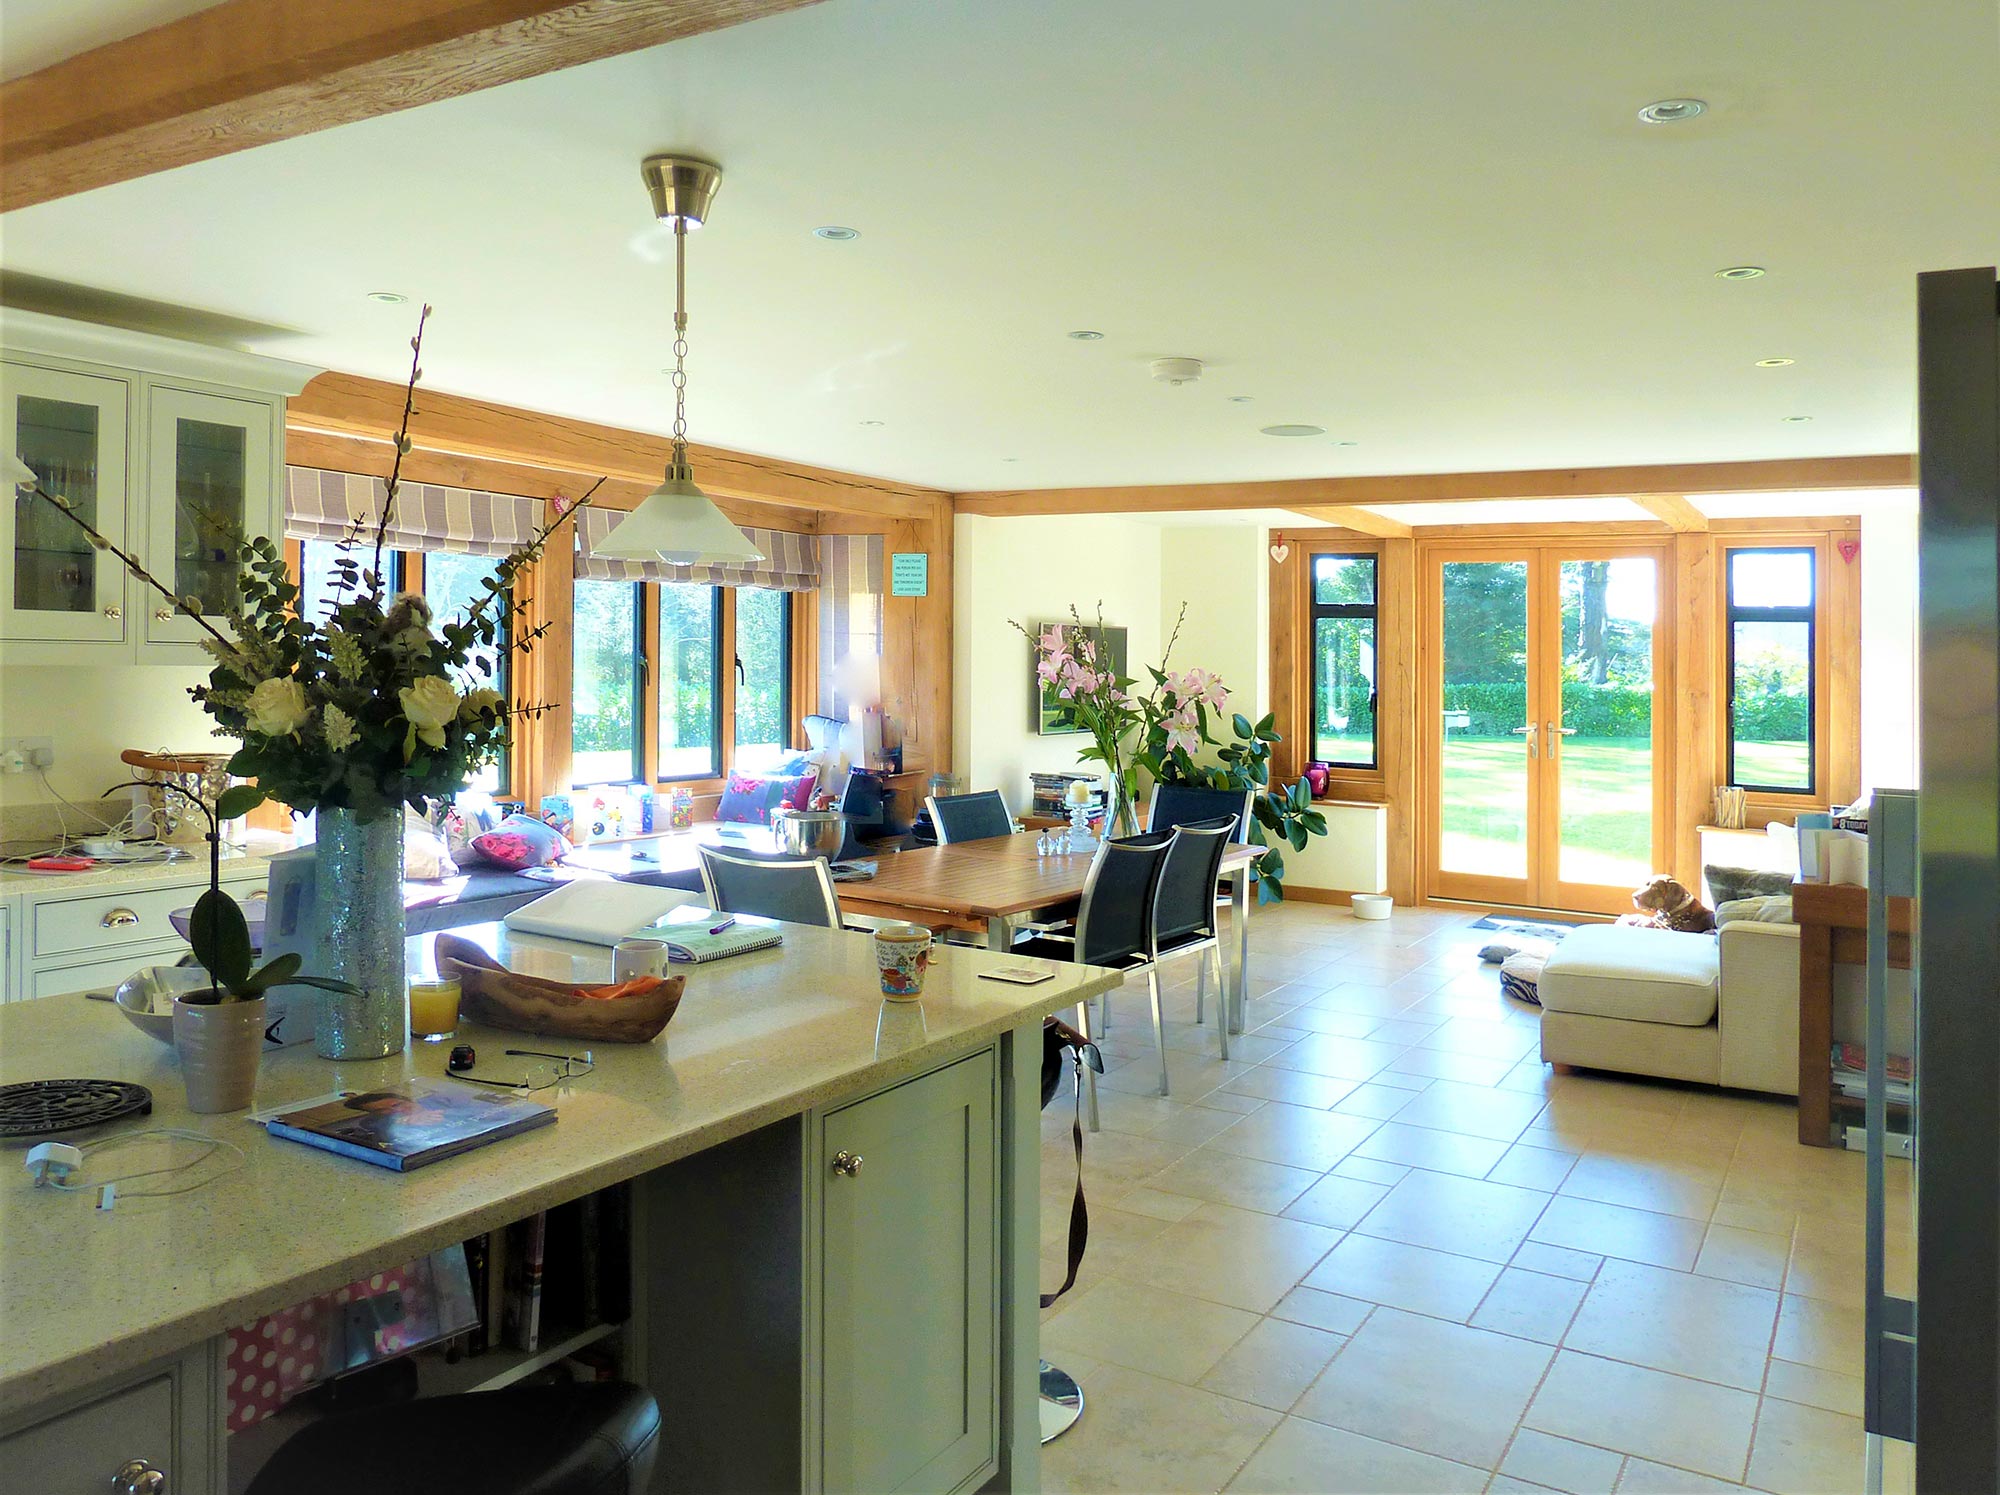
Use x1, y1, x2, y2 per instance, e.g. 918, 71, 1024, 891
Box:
502, 879, 702, 945
638, 906, 786, 964
264, 1080, 555, 1171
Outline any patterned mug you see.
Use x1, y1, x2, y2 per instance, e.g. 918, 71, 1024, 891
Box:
875, 923, 933, 1000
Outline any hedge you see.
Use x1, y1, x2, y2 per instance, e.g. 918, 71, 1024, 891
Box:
1442, 682, 1806, 742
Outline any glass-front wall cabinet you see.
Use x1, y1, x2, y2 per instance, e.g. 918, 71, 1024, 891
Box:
2, 362, 130, 644
144, 386, 272, 649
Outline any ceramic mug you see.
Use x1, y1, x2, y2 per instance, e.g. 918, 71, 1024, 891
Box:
613, 939, 668, 983
874, 924, 932, 1000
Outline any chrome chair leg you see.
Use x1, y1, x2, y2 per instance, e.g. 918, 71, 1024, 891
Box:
1210, 945, 1230, 1061
1194, 951, 1206, 1025
1148, 968, 1169, 1097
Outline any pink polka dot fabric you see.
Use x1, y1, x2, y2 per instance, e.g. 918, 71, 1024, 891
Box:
223, 1265, 412, 1428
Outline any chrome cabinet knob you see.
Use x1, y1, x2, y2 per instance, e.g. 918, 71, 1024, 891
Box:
102, 907, 141, 928
112, 1459, 166, 1493
831, 1150, 864, 1177
103, 605, 123, 620
153, 608, 173, 623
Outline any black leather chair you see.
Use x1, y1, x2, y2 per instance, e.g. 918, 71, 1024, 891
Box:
1148, 816, 1236, 1057
244, 1381, 661, 1495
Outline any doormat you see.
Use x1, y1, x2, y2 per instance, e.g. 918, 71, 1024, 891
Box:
1470, 914, 1592, 941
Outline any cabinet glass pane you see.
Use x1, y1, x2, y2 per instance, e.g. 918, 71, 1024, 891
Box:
173, 417, 247, 618
13, 395, 99, 613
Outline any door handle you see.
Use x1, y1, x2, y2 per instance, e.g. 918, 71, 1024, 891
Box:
831, 1150, 864, 1178
1544, 720, 1577, 757
1511, 724, 1538, 758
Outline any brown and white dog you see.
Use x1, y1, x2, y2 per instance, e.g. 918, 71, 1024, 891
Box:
1617, 874, 1715, 934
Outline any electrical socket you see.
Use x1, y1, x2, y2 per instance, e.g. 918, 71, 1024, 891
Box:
2, 736, 55, 773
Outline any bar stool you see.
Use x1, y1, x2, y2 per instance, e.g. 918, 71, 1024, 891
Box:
243, 1381, 660, 1495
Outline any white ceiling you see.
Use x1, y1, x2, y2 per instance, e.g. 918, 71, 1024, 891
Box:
2, 0, 1995, 493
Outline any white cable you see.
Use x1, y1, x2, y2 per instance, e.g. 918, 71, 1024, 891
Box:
46, 1127, 245, 1204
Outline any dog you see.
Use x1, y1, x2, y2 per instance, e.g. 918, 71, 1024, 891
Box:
1618, 874, 1715, 934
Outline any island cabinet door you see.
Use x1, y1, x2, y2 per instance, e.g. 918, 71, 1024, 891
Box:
816, 1048, 999, 1494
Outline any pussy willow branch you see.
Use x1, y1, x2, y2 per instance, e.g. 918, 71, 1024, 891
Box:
372, 303, 430, 598
20, 483, 235, 649
455, 477, 602, 634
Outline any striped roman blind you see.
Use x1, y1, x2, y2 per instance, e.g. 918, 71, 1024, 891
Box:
573, 505, 819, 591
284, 467, 546, 558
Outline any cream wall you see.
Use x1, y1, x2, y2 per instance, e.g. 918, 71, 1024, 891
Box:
1860, 502, 1920, 793
0, 666, 219, 818
1159, 525, 1270, 722
952, 513, 1162, 808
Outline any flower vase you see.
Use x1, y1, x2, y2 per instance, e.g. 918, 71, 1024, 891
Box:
314, 806, 407, 1060
1108, 777, 1141, 840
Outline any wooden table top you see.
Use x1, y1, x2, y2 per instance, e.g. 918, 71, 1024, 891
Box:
841, 833, 1262, 923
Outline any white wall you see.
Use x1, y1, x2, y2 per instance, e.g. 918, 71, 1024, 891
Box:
952, 513, 1162, 807
1860, 501, 1920, 792
0, 665, 220, 820
1159, 525, 1270, 722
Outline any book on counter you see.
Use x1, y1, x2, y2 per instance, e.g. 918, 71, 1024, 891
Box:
639, 906, 785, 964
263, 1080, 556, 1171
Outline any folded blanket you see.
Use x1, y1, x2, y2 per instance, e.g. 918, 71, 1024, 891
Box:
433, 933, 684, 1043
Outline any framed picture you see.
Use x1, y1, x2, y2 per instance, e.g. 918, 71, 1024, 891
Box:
1030, 620, 1127, 735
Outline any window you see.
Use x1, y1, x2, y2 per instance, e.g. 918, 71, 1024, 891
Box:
1726, 547, 1815, 794
1310, 554, 1379, 769
733, 587, 792, 771
658, 582, 721, 779
297, 538, 405, 620
424, 552, 509, 792
572, 579, 644, 785
573, 582, 794, 788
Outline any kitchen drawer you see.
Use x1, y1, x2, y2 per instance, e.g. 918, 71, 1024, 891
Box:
31, 944, 190, 1000
0, 1373, 175, 1494
32, 875, 262, 960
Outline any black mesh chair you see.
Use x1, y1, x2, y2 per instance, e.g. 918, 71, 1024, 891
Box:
1147, 783, 1254, 840
1148, 817, 1236, 1058
925, 789, 1016, 844
1014, 832, 1175, 1111
697, 844, 841, 928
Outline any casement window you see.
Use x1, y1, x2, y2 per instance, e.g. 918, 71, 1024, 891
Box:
1310, 553, 1379, 770
1724, 546, 1816, 795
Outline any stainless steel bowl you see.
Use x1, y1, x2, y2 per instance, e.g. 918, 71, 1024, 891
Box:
114, 965, 211, 1044
770, 808, 847, 860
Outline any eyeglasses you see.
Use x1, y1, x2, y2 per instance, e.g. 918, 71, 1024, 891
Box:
455, 1048, 595, 1095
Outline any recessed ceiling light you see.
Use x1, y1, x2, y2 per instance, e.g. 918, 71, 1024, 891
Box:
813, 225, 859, 241
1715, 265, 1767, 281
1067, 330, 1104, 341
1001, 456, 1020, 462
1334, 440, 1359, 447
1228, 395, 1253, 403
859, 419, 884, 427
366, 290, 408, 303
1783, 415, 1814, 423
1638, 98, 1706, 124
1756, 357, 1796, 367
1260, 424, 1325, 438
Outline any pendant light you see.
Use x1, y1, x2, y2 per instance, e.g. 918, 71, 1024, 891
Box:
595, 155, 764, 565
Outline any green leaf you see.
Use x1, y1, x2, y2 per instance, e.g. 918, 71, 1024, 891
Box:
188, 889, 253, 990
1288, 821, 1308, 851
237, 951, 302, 995
1255, 711, 1277, 736
285, 974, 364, 995
1300, 811, 1328, 835
1231, 712, 1254, 740
214, 784, 267, 820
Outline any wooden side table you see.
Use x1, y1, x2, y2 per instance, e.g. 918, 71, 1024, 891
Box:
1792, 879, 1913, 1146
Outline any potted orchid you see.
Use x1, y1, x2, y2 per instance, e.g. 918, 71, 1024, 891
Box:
9, 308, 595, 1058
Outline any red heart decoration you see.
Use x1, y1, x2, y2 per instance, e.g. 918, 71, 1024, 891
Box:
1838, 539, 1860, 563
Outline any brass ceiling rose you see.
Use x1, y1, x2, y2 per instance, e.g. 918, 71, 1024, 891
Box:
641, 155, 723, 227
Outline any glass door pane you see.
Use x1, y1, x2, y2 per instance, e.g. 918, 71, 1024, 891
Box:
659, 581, 721, 779
1555, 558, 1658, 891
13, 394, 102, 614
572, 579, 643, 784
170, 416, 247, 619
1439, 560, 1531, 879
733, 587, 792, 770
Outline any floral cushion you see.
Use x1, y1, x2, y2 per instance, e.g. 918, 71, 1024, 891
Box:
715, 772, 785, 825
779, 769, 818, 811
470, 812, 572, 870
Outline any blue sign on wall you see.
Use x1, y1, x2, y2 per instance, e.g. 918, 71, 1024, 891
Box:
890, 552, 929, 597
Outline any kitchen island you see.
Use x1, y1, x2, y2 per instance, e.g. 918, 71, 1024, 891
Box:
0, 921, 1118, 1493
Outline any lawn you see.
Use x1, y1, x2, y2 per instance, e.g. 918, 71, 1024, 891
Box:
1439, 736, 1654, 888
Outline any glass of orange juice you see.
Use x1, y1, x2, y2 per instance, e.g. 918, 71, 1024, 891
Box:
408, 978, 462, 1043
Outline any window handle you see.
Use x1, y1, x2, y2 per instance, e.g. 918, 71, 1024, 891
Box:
1511, 723, 1538, 758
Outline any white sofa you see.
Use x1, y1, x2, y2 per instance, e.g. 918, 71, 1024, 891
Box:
1536, 920, 1800, 1095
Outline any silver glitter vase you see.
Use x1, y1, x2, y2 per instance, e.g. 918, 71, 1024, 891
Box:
313, 806, 407, 1060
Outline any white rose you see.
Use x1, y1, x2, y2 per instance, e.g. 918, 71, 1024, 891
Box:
245, 677, 310, 737
399, 676, 461, 750
458, 687, 505, 722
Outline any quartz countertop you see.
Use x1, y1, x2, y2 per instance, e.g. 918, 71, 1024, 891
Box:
0, 842, 270, 896
0, 922, 1113, 1410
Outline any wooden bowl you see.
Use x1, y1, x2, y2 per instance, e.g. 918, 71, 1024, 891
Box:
433, 934, 684, 1043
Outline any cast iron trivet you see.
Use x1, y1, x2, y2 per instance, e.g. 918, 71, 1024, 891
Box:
0, 1079, 153, 1139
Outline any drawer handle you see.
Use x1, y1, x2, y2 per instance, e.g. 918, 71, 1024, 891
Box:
153, 607, 174, 623
103, 605, 123, 621
102, 907, 142, 929
112, 1459, 166, 1493
831, 1150, 864, 1178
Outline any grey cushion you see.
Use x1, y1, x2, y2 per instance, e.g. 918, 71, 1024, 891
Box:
1705, 863, 1794, 904
1715, 894, 1794, 926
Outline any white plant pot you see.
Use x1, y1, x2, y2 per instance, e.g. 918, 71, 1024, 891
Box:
173, 995, 266, 1113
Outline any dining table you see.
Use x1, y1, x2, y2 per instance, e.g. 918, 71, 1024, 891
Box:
836, 831, 1264, 1044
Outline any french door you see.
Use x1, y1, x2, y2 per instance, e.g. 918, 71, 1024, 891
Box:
1422, 543, 1671, 914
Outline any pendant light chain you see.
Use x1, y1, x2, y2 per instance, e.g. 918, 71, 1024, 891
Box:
671, 217, 690, 460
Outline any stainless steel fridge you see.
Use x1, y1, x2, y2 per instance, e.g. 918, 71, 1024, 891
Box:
1883, 266, 2000, 1492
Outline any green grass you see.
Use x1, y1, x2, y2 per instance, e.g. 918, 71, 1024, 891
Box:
1734, 740, 1810, 789
1440, 735, 1657, 887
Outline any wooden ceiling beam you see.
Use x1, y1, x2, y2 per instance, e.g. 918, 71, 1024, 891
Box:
1286, 505, 1413, 538
953, 454, 1915, 517
286, 371, 946, 521
1631, 493, 1710, 532
0, 0, 822, 213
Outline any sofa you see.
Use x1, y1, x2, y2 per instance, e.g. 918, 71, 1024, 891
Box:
1536, 915, 1800, 1095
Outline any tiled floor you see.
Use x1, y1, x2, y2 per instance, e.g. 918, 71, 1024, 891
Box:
1037, 901, 1914, 1495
